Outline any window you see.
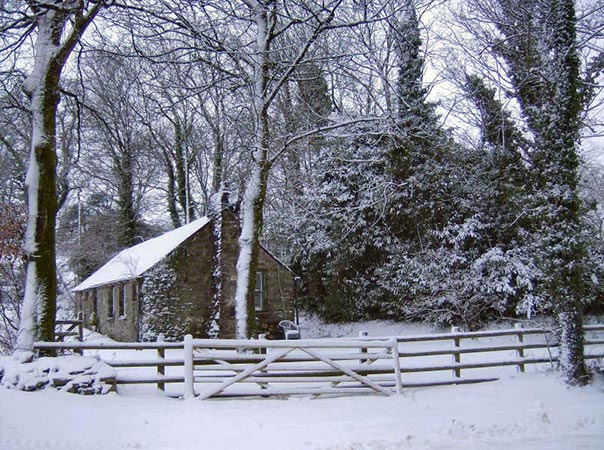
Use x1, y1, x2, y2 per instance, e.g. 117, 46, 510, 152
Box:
108, 287, 116, 318
91, 289, 98, 318
254, 272, 264, 311
111, 285, 123, 318
119, 284, 127, 317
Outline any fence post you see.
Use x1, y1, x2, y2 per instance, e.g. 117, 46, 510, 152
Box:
451, 326, 461, 378
391, 338, 403, 394
359, 330, 368, 365
515, 323, 525, 373
157, 334, 165, 392
184, 334, 195, 399
258, 334, 268, 392
77, 312, 84, 355
259, 334, 267, 355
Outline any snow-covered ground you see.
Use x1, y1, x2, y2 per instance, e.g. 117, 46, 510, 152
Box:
299, 315, 448, 338
1, 319, 603, 450
1, 372, 603, 450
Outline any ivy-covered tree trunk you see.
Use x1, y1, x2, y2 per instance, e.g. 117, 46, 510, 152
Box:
234, 0, 273, 339
19, 59, 59, 353
488, 0, 589, 384
207, 191, 223, 338
531, 0, 587, 385
173, 121, 195, 223
235, 163, 270, 338
15, 1, 104, 356
115, 149, 139, 249
163, 150, 182, 229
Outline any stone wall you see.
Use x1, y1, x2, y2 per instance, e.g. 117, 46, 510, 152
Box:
139, 222, 215, 341
76, 280, 139, 342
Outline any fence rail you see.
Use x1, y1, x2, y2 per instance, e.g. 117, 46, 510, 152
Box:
33, 324, 604, 399
53, 313, 84, 354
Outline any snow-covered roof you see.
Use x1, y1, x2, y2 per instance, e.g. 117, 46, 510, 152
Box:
73, 217, 211, 292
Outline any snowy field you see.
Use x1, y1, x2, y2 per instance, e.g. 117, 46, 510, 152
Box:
1, 319, 603, 450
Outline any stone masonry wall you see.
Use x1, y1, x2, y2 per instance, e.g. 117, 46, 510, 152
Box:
76, 280, 139, 342
139, 223, 215, 341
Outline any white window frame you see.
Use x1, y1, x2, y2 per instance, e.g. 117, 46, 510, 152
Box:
108, 287, 116, 318
254, 272, 264, 311
119, 284, 127, 318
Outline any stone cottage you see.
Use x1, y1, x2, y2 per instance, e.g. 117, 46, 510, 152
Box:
73, 209, 297, 341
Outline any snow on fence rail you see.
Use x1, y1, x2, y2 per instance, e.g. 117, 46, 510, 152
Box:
33, 324, 604, 399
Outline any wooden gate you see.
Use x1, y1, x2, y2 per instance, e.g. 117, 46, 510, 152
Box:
183, 336, 402, 399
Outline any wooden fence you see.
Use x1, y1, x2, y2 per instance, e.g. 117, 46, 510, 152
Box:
34, 324, 604, 399
54, 313, 84, 354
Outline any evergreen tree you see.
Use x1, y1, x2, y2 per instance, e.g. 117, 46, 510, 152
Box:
295, 0, 459, 322
385, 0, 454, 246
385, 76, 533, 329
294, 129, 393, 321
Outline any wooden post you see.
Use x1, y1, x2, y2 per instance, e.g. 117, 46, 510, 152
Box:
157, 334, 165, 392
391, 338, 403, 394
258, 334, 268, 392
259, 334, 267, 355
359, 330, 368, 365
77, 312, 84, 339
184, 334, 195, 399
77, 312, 84, 355
515, 323, 525, 373
451, 326, 461, 378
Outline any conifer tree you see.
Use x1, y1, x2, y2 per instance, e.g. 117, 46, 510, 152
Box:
386, 0, 451, 243
464, 0, 591, 383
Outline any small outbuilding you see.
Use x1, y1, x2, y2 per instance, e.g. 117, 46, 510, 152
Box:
73, 208, 297, 341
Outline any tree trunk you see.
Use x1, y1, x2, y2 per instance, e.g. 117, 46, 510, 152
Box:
16, 15, 62, 354
542, 0, 588, 384
234, 162, 270, 338
207, 193, 223, 338
206, 131, 226, 338
174, 121, 195, 224
234, 0, 272, 338
163, 151, 182, 229
116, 150, 138, 248
15, 1, 104, 356
558, 304, 587, 384
18, 101, 59, 354
212, 137, 224, 196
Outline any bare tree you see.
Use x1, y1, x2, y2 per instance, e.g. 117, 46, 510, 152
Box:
118, 0, 403, 338
1, 1, 109, 356
77, 51, 160, 249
